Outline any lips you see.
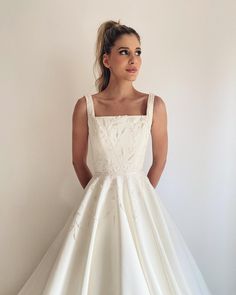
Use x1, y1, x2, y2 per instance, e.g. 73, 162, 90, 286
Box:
126, 67, 137, 73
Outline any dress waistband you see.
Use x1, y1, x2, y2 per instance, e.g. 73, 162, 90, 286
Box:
93, 170, 145, 177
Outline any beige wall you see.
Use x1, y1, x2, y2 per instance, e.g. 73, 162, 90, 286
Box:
0, 0, 235, 294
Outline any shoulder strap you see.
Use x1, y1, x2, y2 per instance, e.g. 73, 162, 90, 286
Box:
147, 93, 155, 125
85, 94, 94, 117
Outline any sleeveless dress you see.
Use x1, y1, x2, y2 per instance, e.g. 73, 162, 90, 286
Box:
18, 92, 212, 295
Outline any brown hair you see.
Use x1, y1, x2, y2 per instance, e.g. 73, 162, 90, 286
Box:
93, 19, 141, 92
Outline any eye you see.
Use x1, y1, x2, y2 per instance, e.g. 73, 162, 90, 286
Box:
119, 50, 129, 55
119, 50, 142, 56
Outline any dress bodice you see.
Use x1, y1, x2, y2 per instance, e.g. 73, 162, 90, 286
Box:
85, 93, 155, 176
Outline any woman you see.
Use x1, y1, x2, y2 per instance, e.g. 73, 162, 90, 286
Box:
18, 20, 212, 295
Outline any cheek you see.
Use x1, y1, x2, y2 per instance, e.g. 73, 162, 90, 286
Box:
113, 55, 126, 64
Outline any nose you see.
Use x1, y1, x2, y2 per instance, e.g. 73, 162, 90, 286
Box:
129, 53, 137, 64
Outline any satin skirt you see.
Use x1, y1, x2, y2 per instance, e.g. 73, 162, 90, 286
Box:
18, 172, 212, 295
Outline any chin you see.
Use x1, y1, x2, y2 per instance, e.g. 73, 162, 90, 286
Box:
125, 77, 137, 82
125, 74, 138, 80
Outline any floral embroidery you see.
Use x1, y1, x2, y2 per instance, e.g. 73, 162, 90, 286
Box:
69, 94, 155, 241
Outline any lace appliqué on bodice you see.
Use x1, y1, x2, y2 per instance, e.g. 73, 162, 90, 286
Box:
85, 93, 155, 176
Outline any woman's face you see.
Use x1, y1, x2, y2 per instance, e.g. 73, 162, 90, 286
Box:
103, 34, 142, 81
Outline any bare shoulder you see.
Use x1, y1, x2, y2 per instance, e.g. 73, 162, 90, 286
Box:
153, 95, 166, 109
153, 95, 167, 116
72, 95, 87, 121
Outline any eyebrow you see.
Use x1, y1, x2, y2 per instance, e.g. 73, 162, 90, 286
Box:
117, 46, 141, 50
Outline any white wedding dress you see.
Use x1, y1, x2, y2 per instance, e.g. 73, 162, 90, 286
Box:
18, 92, 212, 295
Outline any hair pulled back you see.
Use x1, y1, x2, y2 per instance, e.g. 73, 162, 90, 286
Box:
93, 19, 141, 92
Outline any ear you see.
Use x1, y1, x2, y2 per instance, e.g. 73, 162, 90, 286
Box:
103, 53, 110, 69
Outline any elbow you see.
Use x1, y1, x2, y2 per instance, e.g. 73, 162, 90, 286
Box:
72, 159, 86, 168
153, 158, 167, 168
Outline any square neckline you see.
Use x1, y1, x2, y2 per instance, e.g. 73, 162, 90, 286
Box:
89, 92, 151, 119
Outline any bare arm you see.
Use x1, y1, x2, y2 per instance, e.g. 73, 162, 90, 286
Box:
72, 96, 93, 189
147, 96, 168, 188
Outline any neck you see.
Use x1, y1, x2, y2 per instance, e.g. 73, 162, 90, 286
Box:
102, 78, 138, 99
